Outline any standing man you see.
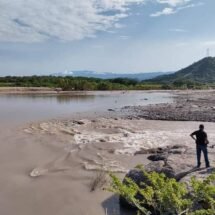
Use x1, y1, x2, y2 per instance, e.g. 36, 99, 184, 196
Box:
190, 124, 210, 168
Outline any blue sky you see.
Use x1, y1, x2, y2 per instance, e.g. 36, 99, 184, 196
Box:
0, 0, 214, 76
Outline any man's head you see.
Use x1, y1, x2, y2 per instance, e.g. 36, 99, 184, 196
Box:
199, 124, 204, 131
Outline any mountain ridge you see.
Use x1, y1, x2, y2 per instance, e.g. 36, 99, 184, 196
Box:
151, 57, 215, 84
53, 70, 173, 81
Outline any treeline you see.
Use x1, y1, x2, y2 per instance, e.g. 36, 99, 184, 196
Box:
155, 80, 215, 90
0, 76, 162, 90
0, 76, 213, 90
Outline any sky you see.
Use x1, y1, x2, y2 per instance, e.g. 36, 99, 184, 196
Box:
0, 0, 215, 76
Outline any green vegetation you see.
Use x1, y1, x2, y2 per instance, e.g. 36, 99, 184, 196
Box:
109, 168, 215, 215
0, 75, 214, 91
2, 57, 215, 90
155, 80, 215, 90
150, 57, 215, 85
0, 76, 164, 90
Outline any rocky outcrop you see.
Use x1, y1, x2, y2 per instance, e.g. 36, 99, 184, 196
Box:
135, 144, 188, 156
120, 144, 214, 210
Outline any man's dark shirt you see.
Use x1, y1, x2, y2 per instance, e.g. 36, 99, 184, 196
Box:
191, 130, 208, 145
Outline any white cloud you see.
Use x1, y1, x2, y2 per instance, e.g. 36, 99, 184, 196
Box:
151, 7, 175, 17
201, 41, 215, 47
169, 28, 187, 32
119, 35, 130, 40
151, 1, 204, 17
0, 0, 204, 43
156, 0, 192, 7
0, 0, 145, 43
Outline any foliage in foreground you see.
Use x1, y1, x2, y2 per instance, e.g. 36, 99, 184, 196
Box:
108, 168, 215, 215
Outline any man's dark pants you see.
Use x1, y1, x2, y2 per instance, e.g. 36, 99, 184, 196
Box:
196, 144, 210, 167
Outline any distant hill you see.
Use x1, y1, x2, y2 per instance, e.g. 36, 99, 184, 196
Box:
151, 57, 215, 84
53, 70, 172, 81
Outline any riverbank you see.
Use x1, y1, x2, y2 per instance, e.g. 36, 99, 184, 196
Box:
0, 87, 74, 95
0, 86, 172, 94
122, 90, 215, 122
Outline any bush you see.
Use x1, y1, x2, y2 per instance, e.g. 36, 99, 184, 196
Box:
108, 168, 215, 215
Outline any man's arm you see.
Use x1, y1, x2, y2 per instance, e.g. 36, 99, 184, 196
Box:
205, 132, 209, 144
190, 131, 196, 141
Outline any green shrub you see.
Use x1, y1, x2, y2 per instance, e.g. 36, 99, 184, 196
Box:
108, 168, 215, 215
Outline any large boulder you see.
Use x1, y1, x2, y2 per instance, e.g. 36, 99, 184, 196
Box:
120, 145, 214, 211
119, 160, 176, 209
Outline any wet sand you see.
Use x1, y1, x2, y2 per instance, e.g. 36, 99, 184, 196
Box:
1, 90, 215, 215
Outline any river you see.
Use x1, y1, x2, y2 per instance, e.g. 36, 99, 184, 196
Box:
0, 91, 172, 125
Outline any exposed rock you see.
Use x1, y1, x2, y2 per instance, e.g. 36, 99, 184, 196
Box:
121, 91, 215, 122
147, 154, 167, 161
135, 144, 188, 156
73, 120, 85, 125
145, 161, 175, 178
171, 144, 185, 149
120, 145, 214, 210
168, 148, 187, 154
120, 161, 175, 209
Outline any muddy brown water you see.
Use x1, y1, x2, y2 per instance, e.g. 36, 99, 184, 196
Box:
0, 91, 172, 125
2, 91, 214, 215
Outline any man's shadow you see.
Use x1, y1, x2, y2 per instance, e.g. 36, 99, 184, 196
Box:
176, 166, 215, 181
102, 194, 136, 215
195, 167, 215, 175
